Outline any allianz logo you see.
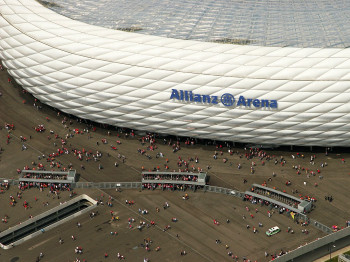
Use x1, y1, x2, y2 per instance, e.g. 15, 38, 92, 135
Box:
170, 89, 278, 108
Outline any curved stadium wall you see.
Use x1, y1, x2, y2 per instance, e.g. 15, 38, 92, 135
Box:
0, 0, 350, 146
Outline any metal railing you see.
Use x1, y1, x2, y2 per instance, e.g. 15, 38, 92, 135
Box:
72, 181, 141, 189
339, 253, 350, 262
202, 185, 244, 198
72, 183, 245, 199
310, 218, 333, 234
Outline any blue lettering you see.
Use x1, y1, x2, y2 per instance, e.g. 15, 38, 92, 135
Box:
261, 100, 269, 107
202, 95, 211, 103
252, 99, 260, 107
194, 94, 202, 102
211, 96, 218, 104
270, 100, 278, 108
237, 96, 246, 106
170, 89, 180, 100
247, 98, 253, 107
170, 89, 277, 109
184, 91, 189, 101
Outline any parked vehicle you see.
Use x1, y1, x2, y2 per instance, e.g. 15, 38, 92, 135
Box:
266, 226, 280, 236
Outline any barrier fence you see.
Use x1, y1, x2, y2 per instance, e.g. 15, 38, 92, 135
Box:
339, 254, 350, 262
202, 185, 244, 198
72, 182, 142, 189
72, 183, 245, 199
310, 218, 333, 234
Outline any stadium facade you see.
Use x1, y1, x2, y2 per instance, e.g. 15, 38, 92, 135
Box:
0, 0, 350, 146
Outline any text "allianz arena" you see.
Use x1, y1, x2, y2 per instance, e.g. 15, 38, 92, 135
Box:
170, 89, 278, 109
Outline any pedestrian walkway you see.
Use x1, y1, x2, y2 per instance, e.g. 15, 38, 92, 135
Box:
313, 245, 350, 262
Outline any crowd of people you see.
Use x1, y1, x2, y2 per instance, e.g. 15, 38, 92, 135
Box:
0, 73, 348, 262
0, 181, 10, 193
1, 114, 345, 261
251, 186, 301, 209
244, 194, 296, 216
142, 183, 202, 191
21, 172, 68, 180
142, 173, 199, 182
18, 181, 71, 192
141, 171, 204, 191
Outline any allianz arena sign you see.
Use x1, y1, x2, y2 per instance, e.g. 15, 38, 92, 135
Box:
170, 89, 278, 108
2, 0, 350, 146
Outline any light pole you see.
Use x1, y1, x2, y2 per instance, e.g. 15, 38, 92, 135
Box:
329, 244, 336, 260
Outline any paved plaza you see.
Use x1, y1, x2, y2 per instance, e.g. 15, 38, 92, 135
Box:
0, 69, 350, 261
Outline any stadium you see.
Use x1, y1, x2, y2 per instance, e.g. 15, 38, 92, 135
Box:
1, 1, 350, 261
1, 0, 350, 146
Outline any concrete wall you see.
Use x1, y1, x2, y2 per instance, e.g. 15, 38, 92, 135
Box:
0, 194, 97, 249
272, 227, 350, 262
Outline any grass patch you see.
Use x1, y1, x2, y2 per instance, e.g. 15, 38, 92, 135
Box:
324, 250, 350, 262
